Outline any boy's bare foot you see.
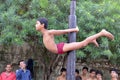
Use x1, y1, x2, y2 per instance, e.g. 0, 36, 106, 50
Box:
91, 39, 99, 47
101, 29, 114, 40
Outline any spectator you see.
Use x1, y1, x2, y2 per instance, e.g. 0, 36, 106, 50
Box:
81, 67, 89, 80
56, 68, 66, 80
110, 68, 118, 80
27, 59, 34, 79
96, 70, 103, 80
0, 63, 16, 80
16, 60, 32, 80
75, 69, 82, 80
87, 69, 97, 80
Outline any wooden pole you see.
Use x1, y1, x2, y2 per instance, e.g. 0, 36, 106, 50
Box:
67, 0, 76, 80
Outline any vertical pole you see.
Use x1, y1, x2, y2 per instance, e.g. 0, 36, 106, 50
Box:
67, 0, 76, 80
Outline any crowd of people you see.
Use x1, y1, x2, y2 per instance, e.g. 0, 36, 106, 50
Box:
56, 67, 119, 80
0, 60, 32, 80
0, 62, 119, 80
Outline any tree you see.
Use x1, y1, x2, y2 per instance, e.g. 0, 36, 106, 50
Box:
0, 0, 70, 80
0, 0, 120, 80
76, 0, 120, 66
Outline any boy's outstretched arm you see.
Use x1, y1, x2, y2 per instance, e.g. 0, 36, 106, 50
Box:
49, 26, 79, 35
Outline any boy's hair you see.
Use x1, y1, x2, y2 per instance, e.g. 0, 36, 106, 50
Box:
18, 60, 26, 65
90, 69, 96, 73
110, 68, 118, 74
75, 69, 79, 74
82, 66, 88, 71
96, 70, 103, 76
60, 68, 66, 72
5, 63, 13, 67
37, 18, 48, 29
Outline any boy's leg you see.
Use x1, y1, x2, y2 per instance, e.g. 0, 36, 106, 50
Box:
85, 29, 114, 42
63, 40, 98, 52
63, 29, 114, 52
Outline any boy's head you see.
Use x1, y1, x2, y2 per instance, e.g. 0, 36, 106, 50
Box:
5, 63, 13, 72
75, 69, 79, 74
82, 66, 88, 74
89, 69, 96, 77
75, 69, 79, 76
37, 18, 48, 29
19, 60, 27, 69
96, 70, 103, 79
60, 68, 66, 76
110, 68, 118, 78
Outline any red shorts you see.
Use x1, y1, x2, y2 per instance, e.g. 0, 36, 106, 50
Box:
57, 42, 65, 54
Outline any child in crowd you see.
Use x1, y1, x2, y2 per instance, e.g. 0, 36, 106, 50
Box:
56, 68, 66, 80
87, 69, 97, 80
0, 64, 16, 80
96, 70, 103, 80
110, 68, 118, 80
81, 66, 89, 80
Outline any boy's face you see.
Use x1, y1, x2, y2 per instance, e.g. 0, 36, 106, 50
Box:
82, 69, 88, 74
62, 71, 66, 76
111, 71, 118, 78
35, 21, 44, 31
96, 74, 102, 79
75, 72, 79, 76
90, 71, 96, 77
19, 61, 26, 69
5, 64, 12, 72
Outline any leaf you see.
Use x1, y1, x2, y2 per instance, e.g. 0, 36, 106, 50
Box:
39, 0, 48, 8
102, 50, 113, 59
76, 50, 86, 58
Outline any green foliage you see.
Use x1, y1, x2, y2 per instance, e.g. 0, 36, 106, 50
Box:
76, 0, 120, 64
76, 50, 86, 58
0, 0, 70, 45
39, 0, 48, 8
0, 0, 120, 64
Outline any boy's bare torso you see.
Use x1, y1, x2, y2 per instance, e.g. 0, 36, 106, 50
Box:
87, 78, 97, 80
57, 76, 66, 80
111, 79, 117, 80
43, 30, 58, 53
81, 75, 89, 80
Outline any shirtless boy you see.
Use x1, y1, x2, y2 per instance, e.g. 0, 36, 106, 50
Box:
87, 69, 97, 80
96, 70, 103, 80
81, 67, 89, 80
110, 68, 118, 80
56, 68, 66, 80
35, 18, 114, 54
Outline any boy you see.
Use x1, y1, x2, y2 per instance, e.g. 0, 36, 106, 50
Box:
0, 64, 16, 80
96, 70, 103, 80
87, 69, 97, 80
110, 68, 118, 80
35, 18, 114, 54
16, 60, 32, 80
75, 69, 82, 80
81, 66, 89, 80
56, 68, 66, 80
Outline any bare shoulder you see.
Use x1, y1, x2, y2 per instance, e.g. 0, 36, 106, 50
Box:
94, 78, 97, 80
86, 78, 90, 80
48, 29, 55, 33
56, 76, 60, 80
43, 30, 53, 35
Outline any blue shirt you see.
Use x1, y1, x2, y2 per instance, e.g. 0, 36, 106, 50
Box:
16, 69, 32, 80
